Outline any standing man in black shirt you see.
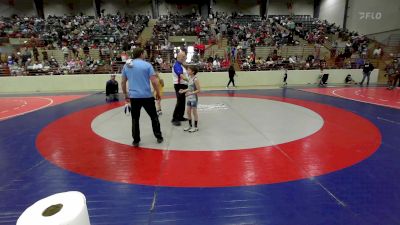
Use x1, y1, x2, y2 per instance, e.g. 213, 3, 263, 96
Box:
227, 65, 237, 88
360, 61, 375, 86
171, 51, 189, 126
106, 74, 119, 102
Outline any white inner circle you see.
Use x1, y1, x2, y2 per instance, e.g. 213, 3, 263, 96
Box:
91, 97, 324, 151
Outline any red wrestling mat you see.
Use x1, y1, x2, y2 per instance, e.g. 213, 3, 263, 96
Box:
301, 87, 400, 109
0, 95, 87, 121
36, 94, 381, 187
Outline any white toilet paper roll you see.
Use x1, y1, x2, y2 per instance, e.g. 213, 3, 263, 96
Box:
17, 191, 91, 225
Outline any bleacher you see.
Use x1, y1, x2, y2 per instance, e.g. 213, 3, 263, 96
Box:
379, 34, 400, 57
1, 12, 398, 77
204, 38, 227, 58
0, 37, 9, 45
230, 15, 261, 26
0, 65, 11, 76
270, 15, 317, 31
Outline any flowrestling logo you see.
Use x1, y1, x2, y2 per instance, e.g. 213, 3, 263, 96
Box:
359, 12, 382, 20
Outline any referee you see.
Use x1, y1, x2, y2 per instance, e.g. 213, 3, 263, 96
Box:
171, 51, 189, 126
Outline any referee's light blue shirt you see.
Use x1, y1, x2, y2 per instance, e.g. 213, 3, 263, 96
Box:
122, 59, 155, 98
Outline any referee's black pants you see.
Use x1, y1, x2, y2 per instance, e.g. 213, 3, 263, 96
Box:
172, 84, 188, 122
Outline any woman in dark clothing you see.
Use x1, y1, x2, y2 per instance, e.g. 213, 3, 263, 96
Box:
227, 65, 237, 88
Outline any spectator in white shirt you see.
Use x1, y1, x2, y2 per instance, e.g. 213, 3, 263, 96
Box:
62, 46, 69, 59
155, 55, 163, 65
213, 59, 220, 69
289, 56, 296, 64
266, 57, 275, 66
373, 47, 382, 58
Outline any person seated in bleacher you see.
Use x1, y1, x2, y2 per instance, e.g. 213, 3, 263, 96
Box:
220, 58, 230, 69
85, 56, 94, 70
21, 48, 31, 65
355, 57, 364, 69
73, 58, 84, 73
9, 62, 22, 76
286, 20, 295, 31
289, 56, 297, 64
372, 47, 382, 58
106, 74, 119, 102
32, 61, 43, 71
155, 55, 163, 66
90, 59, 103, 72
32, 46, 39, 62
42, 60, 51, 71
241, 59, 251, 70
212, 59, 221, 70
266, 57, 275, 67
49, 57, 59, 68
7, 56, 15, 66
62, 45, 69, 60
255, 57, 264, 65
120, 51, 129, 62
60, 61, 70, 74
67, 58, 76, 73
343, 58, 352, 69
25, 58, 33, 69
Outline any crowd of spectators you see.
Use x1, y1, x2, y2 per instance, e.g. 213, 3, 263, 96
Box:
0, 13, 148, 47
153, 12, 299, 50
148, 12, 305, 72
0, 11, 396, 76
239, 53, 328, 71
277, 15, 378, 65
0, 13, 149, 75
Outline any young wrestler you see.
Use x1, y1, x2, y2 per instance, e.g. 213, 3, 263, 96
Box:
179, 65, 201, 132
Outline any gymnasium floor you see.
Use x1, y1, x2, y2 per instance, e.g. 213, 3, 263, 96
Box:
0, 87, 399, 225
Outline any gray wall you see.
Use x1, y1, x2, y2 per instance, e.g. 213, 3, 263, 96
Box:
44, 0, 94, 17
102, 0, 152, 16
0, 0, 315, 17
319, 0, 400, 41
269, 0, 314, 16
158, 1, 197, 16
346, 0, 400, 35
319, 0, 346, 27
212, 0, 260, 15
0, 0, 36, 17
